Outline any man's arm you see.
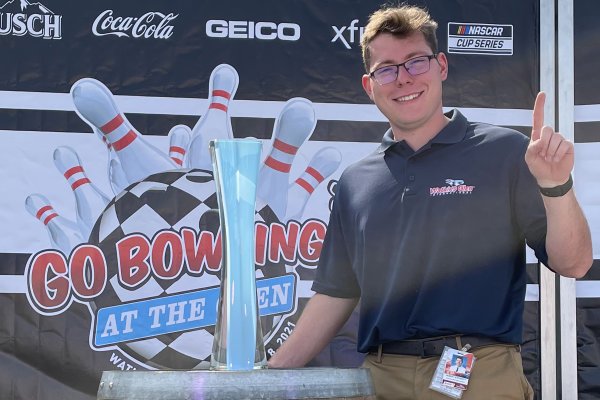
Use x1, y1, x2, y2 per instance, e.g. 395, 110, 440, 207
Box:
268, 293, 359, 368
541, 190, 592, 277
525, 92, 593, 278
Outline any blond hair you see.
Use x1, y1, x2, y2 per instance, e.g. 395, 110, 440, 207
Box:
361, 4, 438, 72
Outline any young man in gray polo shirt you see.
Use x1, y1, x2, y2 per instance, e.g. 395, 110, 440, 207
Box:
269, 5, 592, 399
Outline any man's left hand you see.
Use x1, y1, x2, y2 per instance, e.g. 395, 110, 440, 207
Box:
525, 91, 574, 187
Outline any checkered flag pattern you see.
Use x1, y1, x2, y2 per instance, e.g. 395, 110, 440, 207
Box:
88, 169, 290, 369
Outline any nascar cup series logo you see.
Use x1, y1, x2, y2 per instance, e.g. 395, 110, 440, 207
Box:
0, 0, 61, 39
447, 22, 513, 55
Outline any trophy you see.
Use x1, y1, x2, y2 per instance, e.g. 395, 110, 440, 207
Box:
209, 138, 267, 370
97, 138, 376, 398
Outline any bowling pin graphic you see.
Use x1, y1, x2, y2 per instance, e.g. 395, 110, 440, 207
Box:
93, 127, 129, 195
109, 158, 129, 195
25, 194, 85, 255
284, 147, 342, 221
188, 64, 239, 170
53, 146, 111, 240
257, 98, 317, 220
71, 78, 176, 184
168, 125, 191, 167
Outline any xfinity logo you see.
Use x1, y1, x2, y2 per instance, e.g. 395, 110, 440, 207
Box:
331, 19, 364, 49
92, 10, 178, 39
0, 0, 62, 39
206, 20, 300, 41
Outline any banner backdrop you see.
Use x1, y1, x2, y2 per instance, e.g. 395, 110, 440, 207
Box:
2, 0, 594, 399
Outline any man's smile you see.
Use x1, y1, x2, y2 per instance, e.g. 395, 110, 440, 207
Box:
394, 91, 423, 102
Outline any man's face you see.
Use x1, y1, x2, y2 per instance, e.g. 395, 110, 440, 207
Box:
456, 358, 463, 366
362, 32, 448, 136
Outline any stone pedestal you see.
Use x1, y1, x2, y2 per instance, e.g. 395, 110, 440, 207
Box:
97, 367, 375, 399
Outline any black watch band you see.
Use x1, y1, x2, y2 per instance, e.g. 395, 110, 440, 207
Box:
539, 174, 573, 197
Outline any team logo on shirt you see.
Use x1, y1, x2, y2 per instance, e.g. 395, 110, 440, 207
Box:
429, 178, 475, 196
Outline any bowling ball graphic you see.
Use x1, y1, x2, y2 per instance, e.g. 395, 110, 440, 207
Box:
88, 169, 288, 369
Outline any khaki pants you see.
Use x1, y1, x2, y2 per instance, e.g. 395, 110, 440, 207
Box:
362, 345, 534, 400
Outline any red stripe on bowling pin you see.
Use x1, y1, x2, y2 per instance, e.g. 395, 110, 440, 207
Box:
43, 212, 58, 225
294, 167, 325, 194
295, 178, 314, 194
101, 114, 124, 134
209, 90, 231, 111
262, 139, 301, 173
273, 139, 299, 155
35, 205, 58, 224
168, 125, 191, 168
170, 146, 185, 155
209, 103, 228, 112
35, 205, 52, 219
100, 115, 137, 151
213, 90, 231, 99
64, 166, 91, 190
170, 146, 185, 165
306, 167, 324, 182
265, 156, 292, 173
111, 130, 137, 151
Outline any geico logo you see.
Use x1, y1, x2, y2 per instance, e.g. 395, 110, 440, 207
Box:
206, 20, 300, 41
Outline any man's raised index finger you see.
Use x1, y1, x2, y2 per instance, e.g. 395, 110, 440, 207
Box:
531, 91, 546, 141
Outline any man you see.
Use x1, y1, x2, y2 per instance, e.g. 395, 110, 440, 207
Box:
448, 356, 467, 376
269, 4, 592, 400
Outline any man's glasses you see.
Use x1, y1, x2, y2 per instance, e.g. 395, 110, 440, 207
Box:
369, 54, 438, 85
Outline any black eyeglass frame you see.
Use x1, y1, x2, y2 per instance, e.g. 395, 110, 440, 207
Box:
369, 54, 439, 85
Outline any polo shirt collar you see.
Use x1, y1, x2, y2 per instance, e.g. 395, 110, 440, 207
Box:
377, 109, 468, 153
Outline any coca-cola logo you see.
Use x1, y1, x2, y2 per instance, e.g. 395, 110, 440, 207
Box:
92, 10, 178, 39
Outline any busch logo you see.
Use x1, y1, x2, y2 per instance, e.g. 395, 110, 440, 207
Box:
0, 0, 62, 39
331, 19, 363, 49
92, 10, 178, 39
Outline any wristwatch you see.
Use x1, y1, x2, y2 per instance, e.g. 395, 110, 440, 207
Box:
539, 174, 573, 197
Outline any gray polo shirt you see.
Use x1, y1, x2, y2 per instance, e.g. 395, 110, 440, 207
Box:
312, 110, 548, 352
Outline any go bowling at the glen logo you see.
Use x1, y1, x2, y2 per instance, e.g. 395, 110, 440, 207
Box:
24, 63, 341, 370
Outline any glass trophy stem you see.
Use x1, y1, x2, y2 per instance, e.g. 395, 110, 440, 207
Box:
209, 139, 267, 370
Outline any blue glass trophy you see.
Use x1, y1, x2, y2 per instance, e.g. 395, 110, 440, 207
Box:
209, 139, 267, 370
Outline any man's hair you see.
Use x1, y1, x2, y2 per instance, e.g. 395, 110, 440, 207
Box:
360, 4, 439, 72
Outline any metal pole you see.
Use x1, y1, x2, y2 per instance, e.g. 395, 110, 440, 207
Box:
539, 0, 558, 398
556, 0, 578, 398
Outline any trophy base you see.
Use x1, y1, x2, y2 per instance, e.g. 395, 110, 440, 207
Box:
208, 362, 268, 371
97, 367, 375, 399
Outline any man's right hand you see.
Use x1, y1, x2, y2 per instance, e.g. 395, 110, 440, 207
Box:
268, 294, 358, 368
